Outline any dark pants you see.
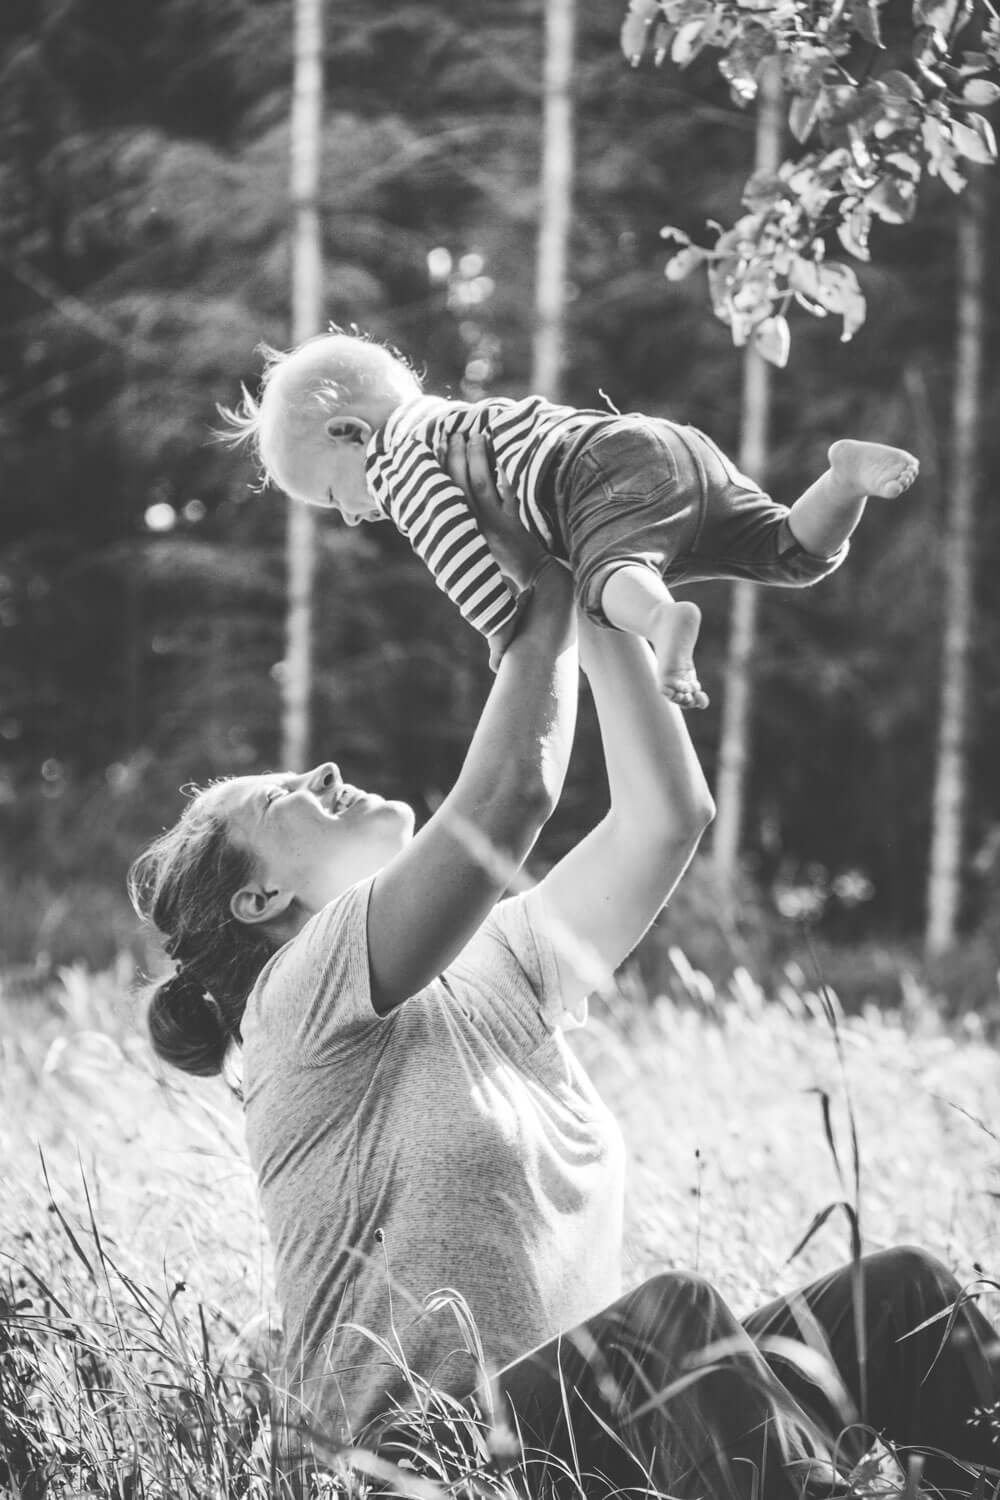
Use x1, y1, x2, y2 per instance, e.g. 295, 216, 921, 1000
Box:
482, 1247, 1000, 1500
555, 416, 844, 625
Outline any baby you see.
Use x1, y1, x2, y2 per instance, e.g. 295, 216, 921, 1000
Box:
221, 331, 919, 707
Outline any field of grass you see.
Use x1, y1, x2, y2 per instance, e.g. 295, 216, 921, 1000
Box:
2, 951, 999, 1495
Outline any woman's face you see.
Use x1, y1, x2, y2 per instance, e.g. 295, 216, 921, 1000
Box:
208, 762, 414, 923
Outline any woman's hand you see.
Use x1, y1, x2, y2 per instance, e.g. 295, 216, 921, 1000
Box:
443, 431, 546, 592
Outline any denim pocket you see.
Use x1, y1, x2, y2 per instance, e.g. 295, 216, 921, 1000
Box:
579, 418, 681, 503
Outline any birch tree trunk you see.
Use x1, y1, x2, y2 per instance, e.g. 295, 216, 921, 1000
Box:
282, 0, 324, 769
925, 167, 985, 956
712, 57, 783, 913
532, 0, 576, 399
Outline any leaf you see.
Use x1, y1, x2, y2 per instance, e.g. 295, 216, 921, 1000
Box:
835, 282, 867, 341
787, 1200, 858, 1262
866, 176, 918, 222
836, 201, 873, 259
664, 245, 707, 280
789, 90, 823, 142
913, 0, 960, 31
671, 18, 709, 65
707, 263, 734, 321
753, 314, 791, 367
731, 274, 772, 315
621, 0, 662, 63
922, 111, 959, 180
790, 259, 867, 338
848, 0, 884, 47
961, 78, 1000, 106
788, 255, 822, 302
743, 168, 786, 212
952, 113, 998, 162
880, 67, 923, 100
958, 51, 991, 75
885, 149, 922, 179
816, 145, 853, 180
652, 18, 675, 62
816, 260, 864, 310
785, 164, 836, 218
939, 152, 968, 191
662, 0, 713, 20
719, 26, 778, 104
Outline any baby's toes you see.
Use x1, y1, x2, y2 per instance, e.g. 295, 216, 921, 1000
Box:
662, 670, 707, 709
890, 460, 920, 496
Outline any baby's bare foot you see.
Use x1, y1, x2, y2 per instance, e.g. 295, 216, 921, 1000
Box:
649, 600, 709, 710
828, 439, 920, 499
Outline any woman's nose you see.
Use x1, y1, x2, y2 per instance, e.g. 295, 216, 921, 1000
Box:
309, 762, 340, 792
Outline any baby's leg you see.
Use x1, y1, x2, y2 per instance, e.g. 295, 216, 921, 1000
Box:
787, 441, 919, 558
601, 565, 708, 709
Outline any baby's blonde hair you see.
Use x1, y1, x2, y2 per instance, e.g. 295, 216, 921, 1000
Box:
217, 329, 421, 491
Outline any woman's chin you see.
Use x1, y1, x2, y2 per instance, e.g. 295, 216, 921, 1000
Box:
394, 800, 417, 837
375, 797, 416, 839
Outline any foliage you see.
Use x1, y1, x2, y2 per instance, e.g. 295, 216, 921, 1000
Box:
623, 0, 1000, 359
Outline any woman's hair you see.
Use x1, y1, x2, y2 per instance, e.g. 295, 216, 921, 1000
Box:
216, 328, 422, 492
128, 789, 274, 1078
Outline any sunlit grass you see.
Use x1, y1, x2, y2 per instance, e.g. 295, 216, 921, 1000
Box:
2, 953, 998, 1495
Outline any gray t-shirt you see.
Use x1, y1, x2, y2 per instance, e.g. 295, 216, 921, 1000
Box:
241, 879, 626, 1442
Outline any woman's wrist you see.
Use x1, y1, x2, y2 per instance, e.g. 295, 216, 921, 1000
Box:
519, 553, 560, 594
515, 555, 574, 643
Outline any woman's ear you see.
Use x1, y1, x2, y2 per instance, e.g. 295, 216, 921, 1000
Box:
324, 415, 372, 446
230, 883, 295, 927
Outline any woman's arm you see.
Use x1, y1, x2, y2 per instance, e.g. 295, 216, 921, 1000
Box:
534, 613, 716, 1008
366, 436, 578, 1014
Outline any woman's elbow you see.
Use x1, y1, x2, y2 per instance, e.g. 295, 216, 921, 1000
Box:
658, 793, 715, 855
690, 792, 716, 837
484, 771, 558, 837
683, 793, 716, 848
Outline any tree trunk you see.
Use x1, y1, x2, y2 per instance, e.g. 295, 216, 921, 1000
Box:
532, 0, 576, 400
925, 167, 985, 957
282, 0, 324, 769
711, 57, 783, 913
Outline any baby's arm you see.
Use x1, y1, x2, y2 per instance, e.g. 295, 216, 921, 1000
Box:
386, 434, 521, 652
442, 432, 557, 672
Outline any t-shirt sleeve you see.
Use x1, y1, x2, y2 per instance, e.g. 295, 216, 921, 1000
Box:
447, 884, 589, 1050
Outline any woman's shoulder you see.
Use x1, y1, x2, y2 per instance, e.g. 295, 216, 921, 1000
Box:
243, 877, 381, 1063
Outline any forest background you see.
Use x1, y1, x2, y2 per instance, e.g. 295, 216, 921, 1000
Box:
2, 0, 999, 1013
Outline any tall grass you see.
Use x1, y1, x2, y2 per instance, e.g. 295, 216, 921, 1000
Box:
2, 955, 998, 1496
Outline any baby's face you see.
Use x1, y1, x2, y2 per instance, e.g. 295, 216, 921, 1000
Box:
283, 433, 382, 526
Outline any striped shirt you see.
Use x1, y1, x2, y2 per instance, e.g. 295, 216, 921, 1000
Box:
365, 393, 603, 638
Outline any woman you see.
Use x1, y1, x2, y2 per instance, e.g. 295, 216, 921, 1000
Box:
131, 436, 1000, 1500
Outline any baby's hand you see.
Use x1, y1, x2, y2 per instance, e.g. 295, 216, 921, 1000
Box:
443, 432, 546, 592
487, 614, 520, 672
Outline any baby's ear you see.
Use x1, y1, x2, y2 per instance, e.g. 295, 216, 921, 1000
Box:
324, 415, 371, 446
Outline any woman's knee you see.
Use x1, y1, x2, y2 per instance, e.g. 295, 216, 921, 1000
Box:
864, 1244, 959, 1305
623, 1270, 738, 1336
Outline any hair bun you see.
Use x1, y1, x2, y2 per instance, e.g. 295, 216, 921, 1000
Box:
148, 968, 229, 1078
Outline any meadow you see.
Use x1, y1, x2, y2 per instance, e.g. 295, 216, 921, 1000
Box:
2, 950, 999, 1496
